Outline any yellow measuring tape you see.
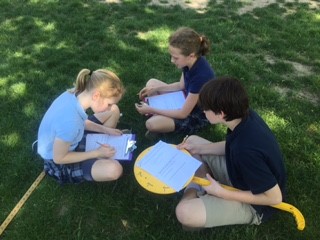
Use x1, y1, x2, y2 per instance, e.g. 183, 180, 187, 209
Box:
0, 171, 45, 236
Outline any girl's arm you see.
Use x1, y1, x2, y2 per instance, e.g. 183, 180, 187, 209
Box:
154, 81, 183, 93
85, 120, 122, 135
136, 92, 198, 119
52, 138, 115, 164
136, 74, 196, 119
139, 74, 185, 98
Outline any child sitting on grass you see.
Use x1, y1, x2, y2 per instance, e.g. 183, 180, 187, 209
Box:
37, 68, 125, 184
135, 27, 215, 137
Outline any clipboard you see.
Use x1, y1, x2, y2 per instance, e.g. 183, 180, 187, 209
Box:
134, 143, 200, 194
85, 133, 136, 161
145, 91, 186, 110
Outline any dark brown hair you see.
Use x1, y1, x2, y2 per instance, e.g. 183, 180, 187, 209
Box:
199, 77, 249, 121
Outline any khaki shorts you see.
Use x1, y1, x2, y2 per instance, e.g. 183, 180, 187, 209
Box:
199, 155, 262, 227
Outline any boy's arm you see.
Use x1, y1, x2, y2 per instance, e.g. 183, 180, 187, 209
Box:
180, 141, 226, 156
204, 175, 283, 206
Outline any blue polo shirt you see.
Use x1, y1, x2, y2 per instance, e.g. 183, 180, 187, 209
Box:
37, 91, 88, 160
183, 56, 215, 95
225, 110, 286, 219
182, 56, 215, 114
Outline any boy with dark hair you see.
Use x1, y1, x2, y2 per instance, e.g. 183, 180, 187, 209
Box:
176, 77, 286, 228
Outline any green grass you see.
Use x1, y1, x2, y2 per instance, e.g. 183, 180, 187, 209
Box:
0, 0, 319, 239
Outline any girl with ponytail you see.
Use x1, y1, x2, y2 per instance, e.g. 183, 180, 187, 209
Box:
37, 68, 125, 184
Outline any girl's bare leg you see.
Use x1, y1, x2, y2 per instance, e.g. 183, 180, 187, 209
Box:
145, 115, 175, 133
145, 78, 168, 96
91, 159, 123, 181
94, 104, 121, 128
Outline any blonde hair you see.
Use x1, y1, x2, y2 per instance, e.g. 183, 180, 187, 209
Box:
70, 69, 124, 98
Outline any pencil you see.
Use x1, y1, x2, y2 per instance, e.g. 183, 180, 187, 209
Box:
182, 135, 189, 144
96, 141, 107, 147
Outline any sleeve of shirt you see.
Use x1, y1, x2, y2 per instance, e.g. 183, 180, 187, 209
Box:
55, 120, 82, 143
238, 150, 278, 195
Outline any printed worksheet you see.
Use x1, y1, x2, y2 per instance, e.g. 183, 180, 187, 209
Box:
85, 134, 135, 160
146, 91, 186, 110
136, 141, 201, 191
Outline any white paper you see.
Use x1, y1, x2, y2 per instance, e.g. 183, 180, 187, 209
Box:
146, 91, 186, 110
136, 141, 201, 191
85, 134, 134, 160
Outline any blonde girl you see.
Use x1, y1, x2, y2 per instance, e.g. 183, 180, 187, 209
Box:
37, 69, 125, 184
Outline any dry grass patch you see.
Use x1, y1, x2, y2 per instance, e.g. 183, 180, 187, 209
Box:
100, 0, 320, 14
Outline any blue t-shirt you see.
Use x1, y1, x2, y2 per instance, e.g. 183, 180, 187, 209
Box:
225, 110, 286, 219
37, 91, 88, 160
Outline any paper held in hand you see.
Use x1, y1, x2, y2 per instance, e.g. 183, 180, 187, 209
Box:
136, 141, 201, 191
85, 133, 136, 161
146, 91, 186, 110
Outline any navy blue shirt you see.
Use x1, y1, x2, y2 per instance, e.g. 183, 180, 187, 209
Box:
225, 110, 286, 220
182, 56, 215, 114
183, 56, 215, 94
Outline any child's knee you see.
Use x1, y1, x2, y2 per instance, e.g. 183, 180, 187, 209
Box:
110, 104, 120, 114
146, 78, 163, 87
145, 120, 156, 131
109, 162, 123, 180
92, 160, 123, 181
175, 201, 193, 225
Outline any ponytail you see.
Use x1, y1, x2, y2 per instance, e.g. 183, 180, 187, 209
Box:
169, 27, 210, 57
70, 68, 124, 98
72, 69, 91, 95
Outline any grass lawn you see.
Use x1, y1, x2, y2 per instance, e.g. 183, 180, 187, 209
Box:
0, 0, 319, 239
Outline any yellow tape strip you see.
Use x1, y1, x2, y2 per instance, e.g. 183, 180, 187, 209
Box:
0, 171, 45, 236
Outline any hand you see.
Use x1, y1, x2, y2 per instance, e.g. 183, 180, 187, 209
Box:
135, 102, 151, 115
96, 144, 116, 159
104, 127, 123, 136
177, 142, 201, 155
202, 173, 225, 198
138, 87, 155, 100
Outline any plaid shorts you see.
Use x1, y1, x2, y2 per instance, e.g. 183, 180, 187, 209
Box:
174, 109, 209, 135
43, 115, 101, 184
44, 160, 86, 184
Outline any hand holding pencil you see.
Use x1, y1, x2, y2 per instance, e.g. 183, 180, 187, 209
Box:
182, 135, 189, 144
177, 135, 203, 155
177, 135, 189, 150
95, 142, 116, 158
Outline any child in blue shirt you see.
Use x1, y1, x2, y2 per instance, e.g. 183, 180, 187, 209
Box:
37, 69, 125, 184
135, 27, 215, 135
